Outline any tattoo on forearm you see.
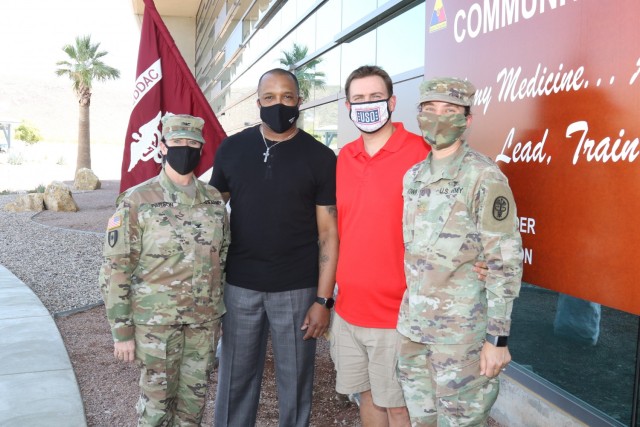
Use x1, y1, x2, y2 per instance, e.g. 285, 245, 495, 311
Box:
319, 239, 329, 272
325, 205, 337, 218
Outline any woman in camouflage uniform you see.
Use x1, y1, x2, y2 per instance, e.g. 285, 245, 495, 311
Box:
397, 79, 523, 426
99, 114, 229, 426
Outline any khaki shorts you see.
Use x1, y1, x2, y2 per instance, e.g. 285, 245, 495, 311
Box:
329, 312, 406, 408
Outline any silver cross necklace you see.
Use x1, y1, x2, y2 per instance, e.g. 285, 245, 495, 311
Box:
260, 125, 298, 162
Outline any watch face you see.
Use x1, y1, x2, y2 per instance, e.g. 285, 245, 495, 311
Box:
496, 336, 508, 347
486, 334, 508, 347
317, 297, 335, 309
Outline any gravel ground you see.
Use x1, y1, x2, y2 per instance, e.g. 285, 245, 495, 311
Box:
0, 181, 502, 427
0, 181, 361, 426
0, 189, 108, 314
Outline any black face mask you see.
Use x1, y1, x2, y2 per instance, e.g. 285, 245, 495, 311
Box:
164, 145, 201, 175
260, 103, 300, 133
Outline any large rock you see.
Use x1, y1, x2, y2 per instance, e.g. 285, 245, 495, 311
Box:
74, 168, 101, 190
44, 181, 79, 212
3, 193, 45, 212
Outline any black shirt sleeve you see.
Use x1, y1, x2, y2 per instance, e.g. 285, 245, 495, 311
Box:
315, 146, 337, 206
210, 137, 230, 193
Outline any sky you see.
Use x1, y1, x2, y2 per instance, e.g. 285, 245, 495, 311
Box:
0, 0, 139, 82
0, 0, 141, 144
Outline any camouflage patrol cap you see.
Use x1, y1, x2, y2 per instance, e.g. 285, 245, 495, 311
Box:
418, 77, 476, 107
161, 114, 206, 144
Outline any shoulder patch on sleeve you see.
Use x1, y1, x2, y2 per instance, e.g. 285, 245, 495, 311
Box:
482, 183, 517, 233
103, 210, 130, 256
107, 214, 122, 230
492, 196, 510, 221
107, 230, 119, 247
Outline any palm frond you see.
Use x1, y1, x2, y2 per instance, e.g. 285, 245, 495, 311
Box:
279, 43, 326, 100
55, 34, 120, 98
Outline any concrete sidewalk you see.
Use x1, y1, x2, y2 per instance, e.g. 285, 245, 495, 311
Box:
0, 264, 86, 427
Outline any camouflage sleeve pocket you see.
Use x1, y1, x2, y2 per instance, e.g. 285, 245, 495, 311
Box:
402, 200, 417, 245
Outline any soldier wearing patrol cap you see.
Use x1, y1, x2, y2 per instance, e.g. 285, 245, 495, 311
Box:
397, 78, 524, 426
99, 114, 230, 426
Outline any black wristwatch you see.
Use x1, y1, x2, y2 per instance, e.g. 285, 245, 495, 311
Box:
315, 297, 335, 309
485, 333, 508, 347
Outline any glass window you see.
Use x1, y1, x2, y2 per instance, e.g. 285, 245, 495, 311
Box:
340, 30, 376, 92
256, 0, 273, 22
295, 0, 316, 20
300, 101, 339, 150
279, 41, 336, 103
299, 107, 315, 139
312, 102, 339, 149
241, 28, 262, 68
226, 67, 257, 108
293, 16, 317, 54
341, 0, 378, 30
303, 47, 340, 103
242, 0, 277, 42
315, 0, 341, 48
242, 4, 258, 41
224, 23, 243, 65
376, 2, 425, 77
269, 32, 297, 70
278, 0, 296, 27
219, 95, 261, 134
510, 284, 639, 425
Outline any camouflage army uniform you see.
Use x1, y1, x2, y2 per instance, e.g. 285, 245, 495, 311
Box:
397, 142, 523, 426
99, 168, 229, 426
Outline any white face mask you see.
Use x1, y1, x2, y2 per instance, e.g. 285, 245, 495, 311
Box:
349, 99, 391, 133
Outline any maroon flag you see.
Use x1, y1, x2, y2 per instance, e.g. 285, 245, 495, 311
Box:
119, 0, 226, 193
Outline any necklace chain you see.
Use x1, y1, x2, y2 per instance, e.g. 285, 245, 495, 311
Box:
260, 126, 298, 163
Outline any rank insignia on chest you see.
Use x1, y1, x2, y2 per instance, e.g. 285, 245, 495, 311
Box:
108, 230, 119, 247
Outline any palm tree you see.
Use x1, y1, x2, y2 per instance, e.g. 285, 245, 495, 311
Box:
55, 35, 120, 172
279, 43, 325, 101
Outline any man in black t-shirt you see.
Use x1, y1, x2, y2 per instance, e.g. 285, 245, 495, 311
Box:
210, 68, 338, 427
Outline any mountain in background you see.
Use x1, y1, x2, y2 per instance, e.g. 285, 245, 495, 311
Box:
0, 71, 132, 146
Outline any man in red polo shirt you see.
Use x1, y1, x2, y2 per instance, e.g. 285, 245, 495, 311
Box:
332, 66, 487, 426
331, 65, 428, 426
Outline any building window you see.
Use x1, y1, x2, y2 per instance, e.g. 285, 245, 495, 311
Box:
300, 101, 339, 150
510, 284, 639, 425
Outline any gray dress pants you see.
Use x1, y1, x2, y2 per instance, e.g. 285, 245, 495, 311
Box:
214, 283, 317, 427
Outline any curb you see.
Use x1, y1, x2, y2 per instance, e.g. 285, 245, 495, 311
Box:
53, 301, 105, 318
30, 210, 104, 236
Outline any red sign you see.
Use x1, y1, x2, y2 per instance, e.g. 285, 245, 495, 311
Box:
120, 0, 226, 193
424, 0, 640, 315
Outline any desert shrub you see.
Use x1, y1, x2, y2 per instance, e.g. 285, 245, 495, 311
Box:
14, 121, 42, 145
7, 152, 24, 165
32, 184, 46, 193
